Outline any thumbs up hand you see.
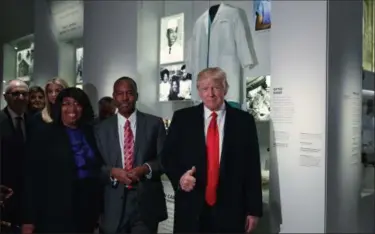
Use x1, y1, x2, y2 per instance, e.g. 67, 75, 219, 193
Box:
179, 166, 196, 192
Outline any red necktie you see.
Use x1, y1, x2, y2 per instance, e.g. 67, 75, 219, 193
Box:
206, 112, 220, 206
124, 120, 134, 171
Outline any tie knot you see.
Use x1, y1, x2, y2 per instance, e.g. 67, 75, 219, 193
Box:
125, 120, 131, 128
211, 112, 217, 119
15, 116, 23, 121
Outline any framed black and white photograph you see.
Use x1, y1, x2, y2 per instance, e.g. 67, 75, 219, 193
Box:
159, 13, 184, 65
159, 64, 192, 102
16, 43, 34, 82
76, 47, 83, 84
245, 75, 271, 121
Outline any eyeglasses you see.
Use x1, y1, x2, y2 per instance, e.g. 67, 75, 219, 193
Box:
6, 91, 29, 98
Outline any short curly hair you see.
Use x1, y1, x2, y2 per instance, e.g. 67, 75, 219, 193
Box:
52, 87, 95, 127
160, 69, 170, 81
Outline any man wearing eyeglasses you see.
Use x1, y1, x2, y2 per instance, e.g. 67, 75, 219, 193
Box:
0, 79, 29, 233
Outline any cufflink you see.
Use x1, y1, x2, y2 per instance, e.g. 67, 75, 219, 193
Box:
111, 178, 119, 188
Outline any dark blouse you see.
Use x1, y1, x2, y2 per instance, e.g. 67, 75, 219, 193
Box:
65, 127, 96, 179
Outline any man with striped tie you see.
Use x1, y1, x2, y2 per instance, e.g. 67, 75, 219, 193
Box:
161, 67, 263, 233
95, 77, 167, 234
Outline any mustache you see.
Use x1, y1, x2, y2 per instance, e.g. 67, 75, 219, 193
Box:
118, 102, 131, 107
14, 100, 28, 104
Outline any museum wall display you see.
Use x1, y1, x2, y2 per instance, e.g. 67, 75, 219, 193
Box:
269, 0, 362, 233
245, 75, 270, 121
1, 80, 7, 108
81, 0, 270, 119
159, 13, 184, 65
360, 87, 374, 232
187, 2, 256, 103
82, 1, 139, 114
49, 0, 84, 87
50, 0, 84, 42
30, 0, 81, 87
1, 35, 34, 94
159, 63, 191, 101
33, 0, 60, 86
76, 47, 83, 84
16, 42, 34, 82
325, 1, 363, 233
159, 0, 270, 116
362, 89, 375, 165
254, 0, 271, 31
158, 13, 192, 103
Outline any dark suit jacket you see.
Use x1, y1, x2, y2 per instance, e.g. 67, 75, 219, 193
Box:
161, 102, 263, 233
0, 107, 30, 224
27, 111, 47, 136
95, 111, 167, 233
22, 123, 103, 232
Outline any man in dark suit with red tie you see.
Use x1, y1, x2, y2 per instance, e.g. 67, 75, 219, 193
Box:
161, 67, 263, 233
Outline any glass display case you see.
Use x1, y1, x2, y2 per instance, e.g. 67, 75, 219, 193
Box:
9, 34, 34, 84
16, 42, 34, 82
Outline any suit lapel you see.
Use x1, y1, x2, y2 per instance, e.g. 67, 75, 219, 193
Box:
195, 104, 208, 183
24, 113, 30, 136
134, 111, 147, 166
109, 115, 122, 166
3, 107, 15, 133
219, 102, 234, 177
196, 104, 207, 156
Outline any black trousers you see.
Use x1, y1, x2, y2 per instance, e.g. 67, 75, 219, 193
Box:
199, 203, 219, 233
117, 189, 158, 234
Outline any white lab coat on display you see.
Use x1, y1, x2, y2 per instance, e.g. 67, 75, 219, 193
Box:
187, 3, 254, 102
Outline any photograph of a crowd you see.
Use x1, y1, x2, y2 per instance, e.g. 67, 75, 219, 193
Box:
159, 64, 192, 101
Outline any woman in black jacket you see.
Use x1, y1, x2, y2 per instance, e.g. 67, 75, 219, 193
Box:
22, 88, 103, 233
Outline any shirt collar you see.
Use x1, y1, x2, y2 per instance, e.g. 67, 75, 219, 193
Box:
204, 103, 226, 120
7, 107, 24, 119
117, 110, 137, 127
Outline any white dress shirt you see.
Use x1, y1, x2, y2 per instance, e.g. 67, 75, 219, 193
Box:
203, 104, 226, 162
116, 111, 152, 179
7, 107, 26, 139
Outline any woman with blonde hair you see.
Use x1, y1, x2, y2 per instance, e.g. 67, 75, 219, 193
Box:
40, 77, 69, 123
29, 78, 69, 132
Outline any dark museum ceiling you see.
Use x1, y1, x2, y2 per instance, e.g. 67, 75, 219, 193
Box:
0, 0, 34, 44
